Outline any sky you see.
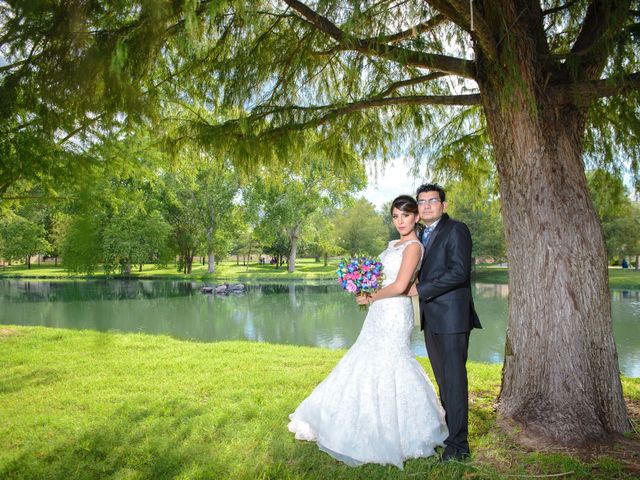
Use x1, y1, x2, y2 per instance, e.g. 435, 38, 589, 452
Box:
358, 159, 431, 210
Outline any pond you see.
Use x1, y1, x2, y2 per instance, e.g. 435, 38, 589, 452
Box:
1, 279, 639, 377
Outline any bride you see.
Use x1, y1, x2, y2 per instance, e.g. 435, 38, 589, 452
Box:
288, 195, 447, 468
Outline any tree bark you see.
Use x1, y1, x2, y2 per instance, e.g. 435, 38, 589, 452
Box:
186, 253, 193, 274
476, 6, 629, 442
288, 223, 301, 273
208, 251, 215, 273
26, 256, 31, 269
636, 255, 639, 270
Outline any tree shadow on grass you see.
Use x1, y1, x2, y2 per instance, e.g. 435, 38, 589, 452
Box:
0, 369, 60, 395
255, 423, 482, 480
0, 398, 235, 480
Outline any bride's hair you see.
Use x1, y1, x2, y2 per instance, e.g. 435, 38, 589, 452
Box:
390, 195, 418, 216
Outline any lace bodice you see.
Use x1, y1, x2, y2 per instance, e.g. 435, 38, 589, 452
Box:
378, 239, 423, 287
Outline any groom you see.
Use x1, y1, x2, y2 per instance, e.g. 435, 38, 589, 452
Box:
409, 183, 481, 461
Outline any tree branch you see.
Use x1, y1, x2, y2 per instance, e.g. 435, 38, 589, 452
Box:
282, 0, 476, 78
266, 93, 479, 135
443, 0, 498, 60
0, 58, 29, 74
375, 72, 449, 97
551, 73, 640, 105
206, 92, 481, 142
543, 1, 579, 16
362, 14, 446, 44
568, 0, 632, 78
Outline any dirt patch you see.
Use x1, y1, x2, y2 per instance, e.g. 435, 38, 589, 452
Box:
0, 327, 20, 338
482, 416, 640, 477
627, 398, 640, 422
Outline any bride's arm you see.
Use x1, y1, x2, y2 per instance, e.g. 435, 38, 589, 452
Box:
355, 243, 422, 306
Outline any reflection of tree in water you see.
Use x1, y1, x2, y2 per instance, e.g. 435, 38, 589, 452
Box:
610, 290, 640, 377
473, 283, 509, 299
0, 280, 201, 303
611, 290, 640, 302
249, 283, 333, 295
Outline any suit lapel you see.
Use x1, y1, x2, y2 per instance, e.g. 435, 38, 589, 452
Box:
421, 214, 449, 268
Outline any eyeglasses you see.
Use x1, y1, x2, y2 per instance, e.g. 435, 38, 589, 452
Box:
417, 198, 441, 206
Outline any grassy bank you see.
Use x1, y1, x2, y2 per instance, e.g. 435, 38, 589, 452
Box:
1, 327, 638, 479
0, 258, 338, 282
471, 266, 640, 290
3, 261, 640, 289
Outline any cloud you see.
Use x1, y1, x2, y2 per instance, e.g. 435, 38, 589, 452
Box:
358, 160, 423, 209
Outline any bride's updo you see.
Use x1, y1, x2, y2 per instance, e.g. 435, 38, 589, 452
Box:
390, 195, 419, 216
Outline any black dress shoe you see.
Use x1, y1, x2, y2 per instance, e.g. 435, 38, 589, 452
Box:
441, 448, 470, 462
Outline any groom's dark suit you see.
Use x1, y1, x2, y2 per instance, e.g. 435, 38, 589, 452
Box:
417, 213, 481, 458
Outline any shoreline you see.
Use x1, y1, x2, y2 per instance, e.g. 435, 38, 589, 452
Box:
2, 264, 640, 289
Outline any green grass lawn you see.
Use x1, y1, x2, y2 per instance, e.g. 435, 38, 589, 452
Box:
0, 258, 339, 282
1, 327, 638, 479
472, 266, 640, 290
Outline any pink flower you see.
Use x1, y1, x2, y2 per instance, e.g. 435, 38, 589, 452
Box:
345, 281, 358, 293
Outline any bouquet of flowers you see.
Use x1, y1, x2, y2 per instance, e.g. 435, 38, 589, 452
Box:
336, 256, 384, 310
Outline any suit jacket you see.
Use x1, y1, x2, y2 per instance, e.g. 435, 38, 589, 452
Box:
417, 213, 482, 334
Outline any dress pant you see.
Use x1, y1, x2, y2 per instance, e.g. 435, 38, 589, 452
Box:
424, 328, 470, 454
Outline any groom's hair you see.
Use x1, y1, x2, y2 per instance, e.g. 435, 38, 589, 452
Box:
416, 183, 446, 202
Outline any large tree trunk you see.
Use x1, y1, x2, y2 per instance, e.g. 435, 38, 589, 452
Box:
476, 13, 629, 442
475, 3, 630, 444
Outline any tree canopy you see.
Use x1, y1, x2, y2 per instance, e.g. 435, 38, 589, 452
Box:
1, 1, 638, 188
2, 0, 640, 445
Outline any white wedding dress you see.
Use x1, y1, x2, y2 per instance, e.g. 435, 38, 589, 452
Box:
288, 240, 448, 468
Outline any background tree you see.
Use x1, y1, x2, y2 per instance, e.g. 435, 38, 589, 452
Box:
380, 201, 400, 242
335, 199, 388, 257
230, 222, 260, 267
246, 160, 364, 272
305, 207, 343, 266
588, 169, 640, 264
446, 179, 507, 263
44, 210, 69, 267
191, 160, 241, 273
630, 202, 640, 269
3, 0, 640, 443
160, 173, 203, 275
102, 204, 170, 275
0, 214, 50, 268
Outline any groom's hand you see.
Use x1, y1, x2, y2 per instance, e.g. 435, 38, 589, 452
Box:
407, 284, 418, 297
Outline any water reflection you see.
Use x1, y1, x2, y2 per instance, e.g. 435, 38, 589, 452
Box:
1, 279, 638, 377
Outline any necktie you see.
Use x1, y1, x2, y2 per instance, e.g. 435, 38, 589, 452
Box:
422, 226, 434, 248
